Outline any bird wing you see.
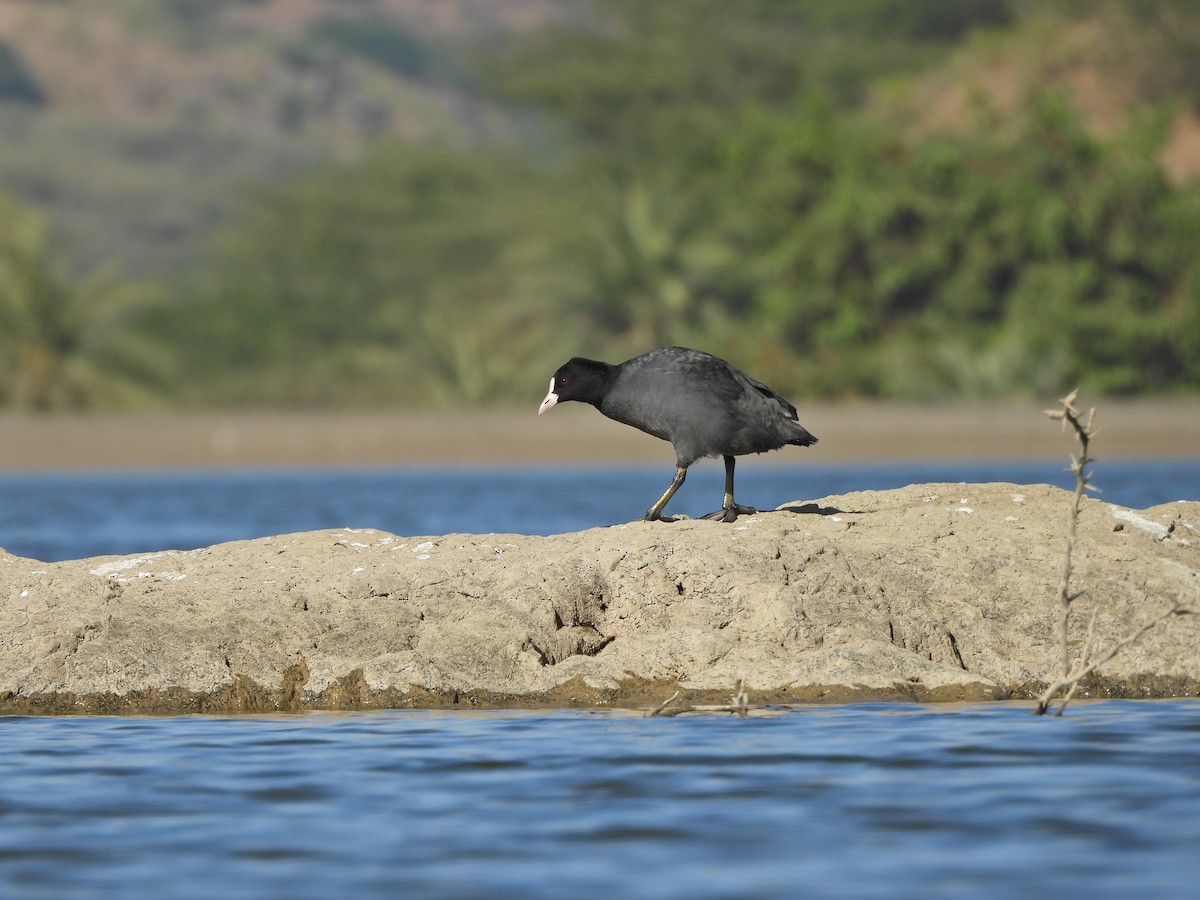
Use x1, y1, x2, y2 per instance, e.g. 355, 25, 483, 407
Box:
741, 372, 800, 421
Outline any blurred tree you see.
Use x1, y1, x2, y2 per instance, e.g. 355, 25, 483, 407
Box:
744, 92, 1200, 398
130, 0, 1200, 406
0, 196, 168, 410
169, 145, 569, 406
552, 173, 740, 350
305, 16, 444, 82
482, 0, 1023, 387
0, 42, 45, 106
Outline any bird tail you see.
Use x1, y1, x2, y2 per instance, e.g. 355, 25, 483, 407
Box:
788, 422, 818, 447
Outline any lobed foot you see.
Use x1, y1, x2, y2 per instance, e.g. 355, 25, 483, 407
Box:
701, 504, 758, 523
643, 511, 681, 523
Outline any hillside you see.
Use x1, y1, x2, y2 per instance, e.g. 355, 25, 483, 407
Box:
0, 0, 563, 274
2, 0, 1199, 410
869, 5, 1200, 185
6, 1, 1198, 277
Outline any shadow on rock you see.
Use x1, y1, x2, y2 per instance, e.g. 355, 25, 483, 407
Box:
778, 502, 858, 516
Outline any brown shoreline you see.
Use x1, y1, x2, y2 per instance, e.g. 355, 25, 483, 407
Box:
1, 400, 1198, 470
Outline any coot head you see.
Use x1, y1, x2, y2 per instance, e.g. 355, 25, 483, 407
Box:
537, 357, 613, 415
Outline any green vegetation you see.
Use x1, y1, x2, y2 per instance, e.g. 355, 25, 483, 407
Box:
0, 43, 44, 106
164, 149, 566, 406
0, 197, 168, 410
730, 95, 1200, 398
303, 17, 446, 81
1, 0, 1199, 409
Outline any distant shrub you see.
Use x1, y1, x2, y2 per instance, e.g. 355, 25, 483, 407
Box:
305, 17, 440, 80
0, 42, 45, 106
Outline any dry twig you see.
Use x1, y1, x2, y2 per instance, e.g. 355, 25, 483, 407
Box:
1035, 391, 1193, 716
649, 690, 683, 717
647, 678, 753, 718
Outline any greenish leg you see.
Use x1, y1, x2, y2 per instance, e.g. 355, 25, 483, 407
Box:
702, 455, 758, 523
644, 466, 687, 521
721, 454, 736, 509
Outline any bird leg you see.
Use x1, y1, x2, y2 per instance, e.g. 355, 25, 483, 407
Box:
644, 466, 687, 522
702, 455, 758, 523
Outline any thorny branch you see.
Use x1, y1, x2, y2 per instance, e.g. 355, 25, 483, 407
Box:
1036, 390, 1194, 716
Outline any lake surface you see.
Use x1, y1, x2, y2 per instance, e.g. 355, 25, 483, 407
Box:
1, 458, 1197, 563
2, 702, 1199, 898
1, 459, 1198, 897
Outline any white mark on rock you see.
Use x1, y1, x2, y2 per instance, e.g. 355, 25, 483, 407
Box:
1011, 494, 1025, 504
90, 554, 163, 577
1113, 508, 1170, 538
956, 507, 974, 514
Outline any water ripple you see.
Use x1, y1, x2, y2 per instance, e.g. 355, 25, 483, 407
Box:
2, 702, 1198, 897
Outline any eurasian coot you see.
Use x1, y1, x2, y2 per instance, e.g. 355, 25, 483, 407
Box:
537, 347, 817, 522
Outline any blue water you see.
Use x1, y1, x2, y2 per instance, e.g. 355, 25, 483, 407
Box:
2, 703, 1199, 898
1, 458, 1197, 562
1, 460, 1198, 898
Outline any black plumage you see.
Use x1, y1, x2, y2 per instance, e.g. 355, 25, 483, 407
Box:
537, 347, 817, 521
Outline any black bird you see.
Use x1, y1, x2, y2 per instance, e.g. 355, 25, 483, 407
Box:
537, 347, 817, 522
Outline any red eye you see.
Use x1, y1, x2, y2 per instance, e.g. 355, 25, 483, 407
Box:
560, 377, 569, 385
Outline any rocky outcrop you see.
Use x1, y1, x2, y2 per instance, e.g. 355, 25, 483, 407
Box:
1, 483, 1196, 714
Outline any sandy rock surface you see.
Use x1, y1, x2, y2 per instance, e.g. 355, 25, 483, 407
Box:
1, 483, 1197, 714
